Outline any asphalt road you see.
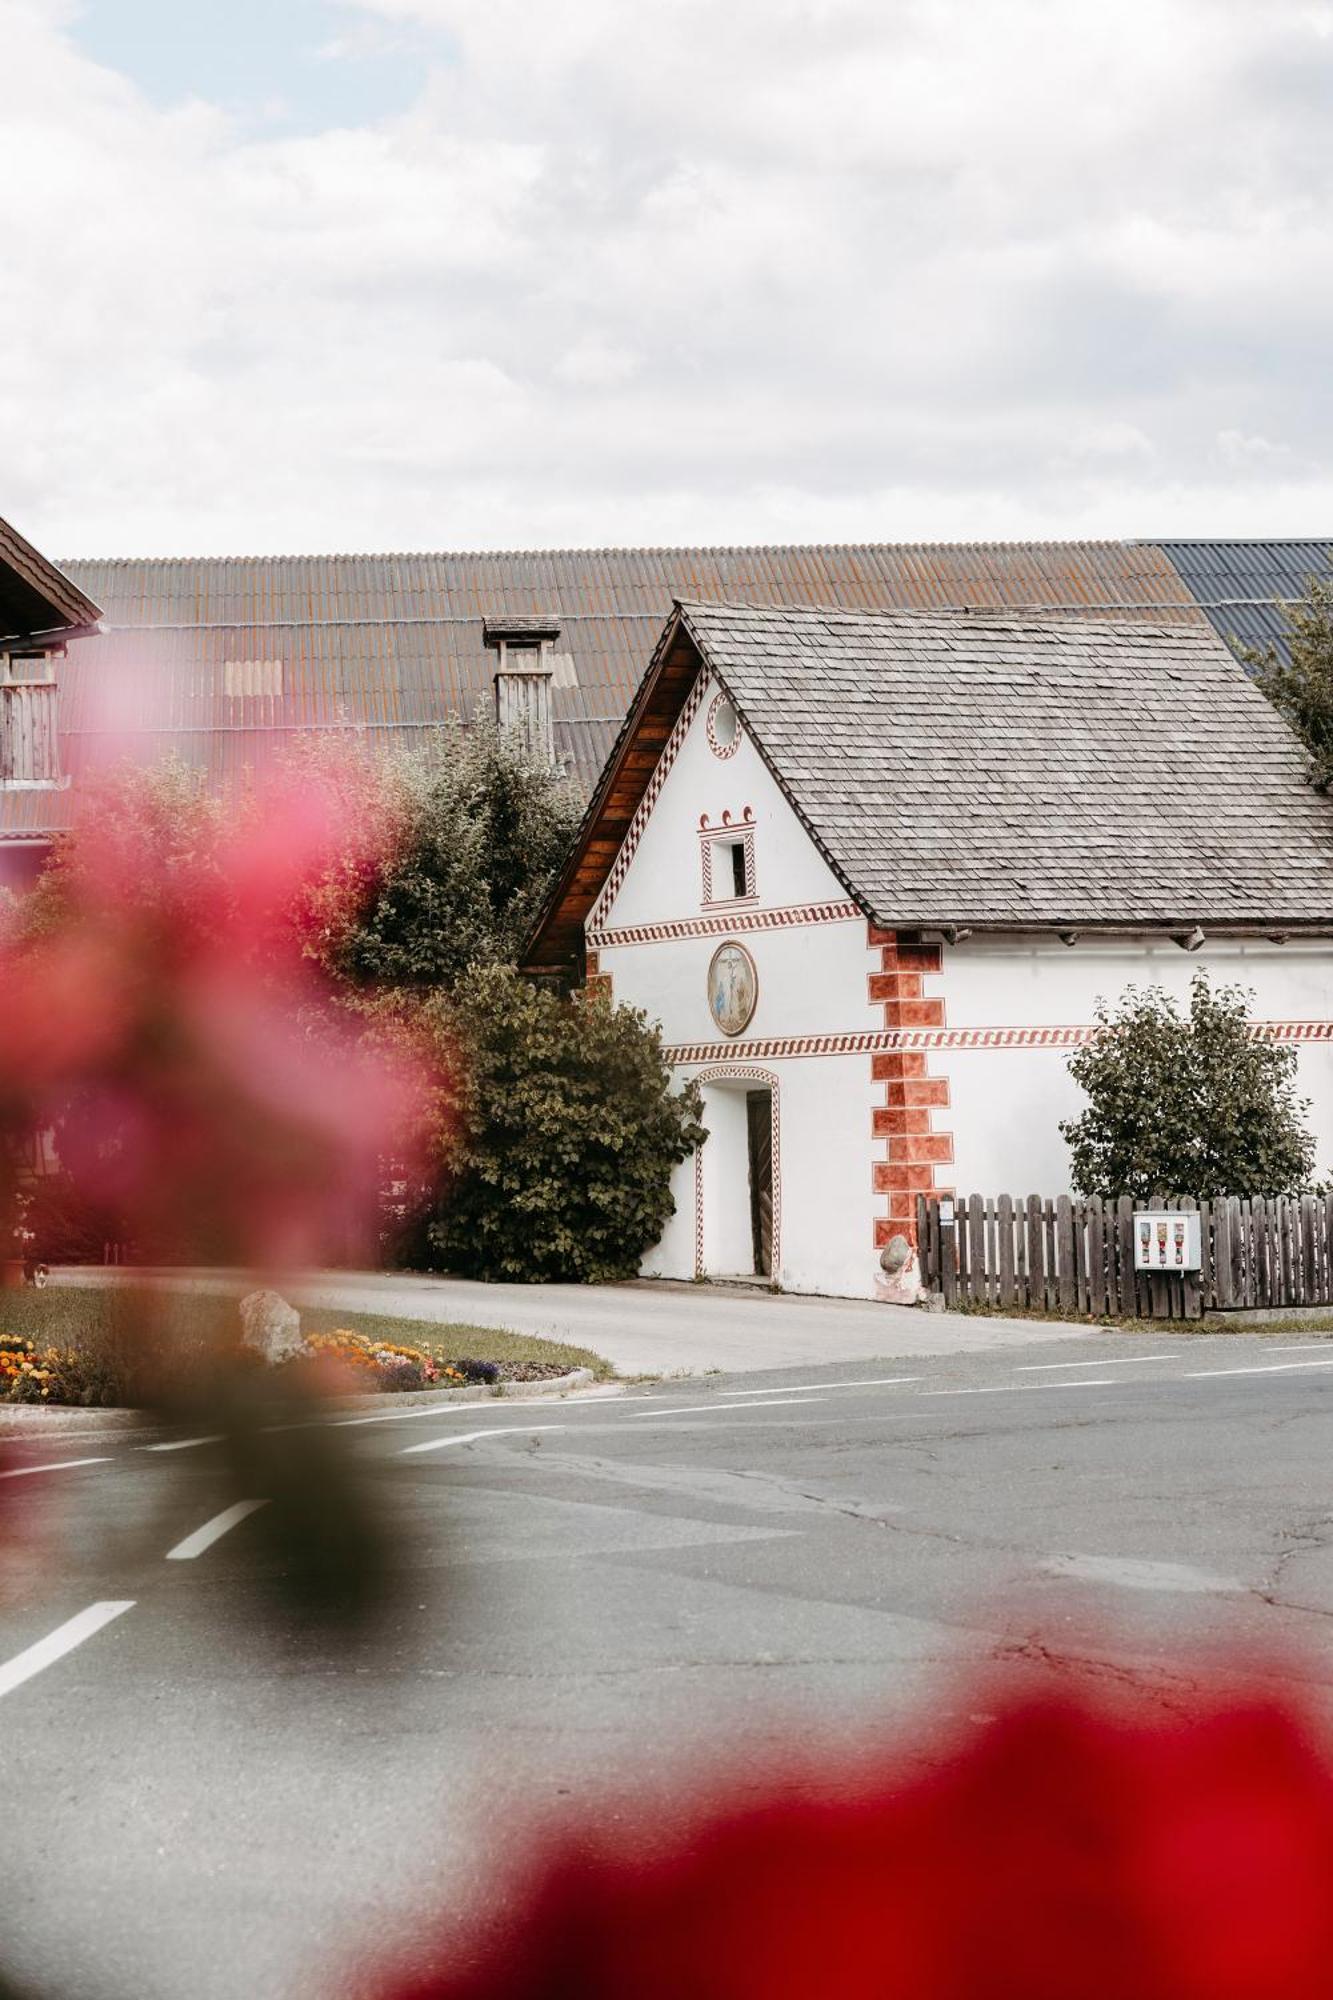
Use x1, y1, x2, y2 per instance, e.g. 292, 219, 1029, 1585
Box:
4, 1330, 1333, 1999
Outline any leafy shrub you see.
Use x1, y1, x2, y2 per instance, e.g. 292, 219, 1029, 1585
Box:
1061, 972, 1318, 1200
414, 965, 705, 1284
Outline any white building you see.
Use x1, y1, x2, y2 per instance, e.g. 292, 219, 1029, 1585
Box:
526, 601, 1333, 1302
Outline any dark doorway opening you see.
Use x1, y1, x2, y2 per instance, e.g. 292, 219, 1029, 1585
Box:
746, 1089, 773, 1278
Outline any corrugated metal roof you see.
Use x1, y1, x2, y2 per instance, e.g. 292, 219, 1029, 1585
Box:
3, 535, 1324, 841
1151, 540, 1333, 662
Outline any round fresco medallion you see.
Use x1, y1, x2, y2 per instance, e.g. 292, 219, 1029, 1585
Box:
707, 941, 758, 1037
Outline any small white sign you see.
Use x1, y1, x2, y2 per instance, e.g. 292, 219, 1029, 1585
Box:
1133, 1211, 1202, 1272
938, 1199, 956, 1227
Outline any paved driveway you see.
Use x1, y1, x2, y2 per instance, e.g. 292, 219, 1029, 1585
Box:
56, 1265, 1097, 1374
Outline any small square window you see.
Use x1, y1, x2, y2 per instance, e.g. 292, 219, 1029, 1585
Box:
702, 828, 757, 906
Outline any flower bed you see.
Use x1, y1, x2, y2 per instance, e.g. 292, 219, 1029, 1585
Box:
302, 1329, 511, 1395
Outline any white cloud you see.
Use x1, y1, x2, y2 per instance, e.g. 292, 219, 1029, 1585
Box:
0, 0, 1331, 555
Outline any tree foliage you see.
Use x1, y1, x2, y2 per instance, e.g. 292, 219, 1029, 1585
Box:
406, 965, 705, 1284
326, 722, 582, 991
1241, 558, 1333, 789
1060, 973, 1317, 1201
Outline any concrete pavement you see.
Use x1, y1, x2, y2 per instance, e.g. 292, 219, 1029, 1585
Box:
55, 1264, 1101, 1374
3, 1328, 1333, 1998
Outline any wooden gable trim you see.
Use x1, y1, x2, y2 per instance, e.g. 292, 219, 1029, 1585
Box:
523, 607, 705, 971
0, 514, 102, 646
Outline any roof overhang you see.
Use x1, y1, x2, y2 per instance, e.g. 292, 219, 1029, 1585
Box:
523, 605, 705, 971
0, 513, 102, 648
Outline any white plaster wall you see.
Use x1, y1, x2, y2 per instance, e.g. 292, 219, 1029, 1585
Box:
940, 935, 1333, 1195
596, 673, 848, 932
600, 672, 885, 1298
642, 1053, 883, 1300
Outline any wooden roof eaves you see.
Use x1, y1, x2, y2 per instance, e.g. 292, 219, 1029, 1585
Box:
522, 604, 701, 970
0, 515, 102, 640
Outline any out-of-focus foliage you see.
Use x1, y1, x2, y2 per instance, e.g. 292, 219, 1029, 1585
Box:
1061, 972, 1317, 1200
0, 761, 427, 1275
376, 1686, 1333, 2000
1241, 558, 1333, 789
402, 966, 704, 1284
320, 722, 581, 991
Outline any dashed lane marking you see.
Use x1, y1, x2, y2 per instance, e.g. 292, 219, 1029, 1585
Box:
1184, 1359, 1333, 1379
144, 1435, 224, 1454
166, 1499, 269, 1560
715, 1378, 920, 1396
1015, 1355, 1177, 1371
624, 1398, 829, 1418
0, 1601, 135, 1700
0, 1457, 113, 1480
402, 1425, 567, 1457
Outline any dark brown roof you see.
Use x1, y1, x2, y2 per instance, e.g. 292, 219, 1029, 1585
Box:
0, 514, 101, 649
527, 600, 1333, 963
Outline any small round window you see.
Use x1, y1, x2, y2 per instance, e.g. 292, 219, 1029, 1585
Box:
707, 693, 741, 760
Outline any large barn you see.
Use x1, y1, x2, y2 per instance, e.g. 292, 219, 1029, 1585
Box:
2, 522, 1331, 886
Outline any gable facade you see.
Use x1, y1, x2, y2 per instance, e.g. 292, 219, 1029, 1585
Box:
569, 613, 1333, 1304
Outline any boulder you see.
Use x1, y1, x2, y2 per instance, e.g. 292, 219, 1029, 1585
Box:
239, 1288, 307, 1364
874, 1234, 923, 1307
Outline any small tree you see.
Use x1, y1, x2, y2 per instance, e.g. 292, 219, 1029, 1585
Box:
1060, 973, 1317, 1201
328, 723, 581, 991
413, 965, 705, 1284
1240, 557, 1333, 788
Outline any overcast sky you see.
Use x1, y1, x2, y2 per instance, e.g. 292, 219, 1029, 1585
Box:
3, 0, 1332, 558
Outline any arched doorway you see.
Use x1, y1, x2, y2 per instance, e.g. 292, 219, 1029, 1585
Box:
693, 1068, 781, 1283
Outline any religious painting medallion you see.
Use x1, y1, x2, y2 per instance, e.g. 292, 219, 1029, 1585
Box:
707, 941, 758, 1037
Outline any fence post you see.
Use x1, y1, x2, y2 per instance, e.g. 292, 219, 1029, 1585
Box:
1086, 1197, 1105, 1318
1180, 1195, 1200, 1320
997, 1195, 1015, 1308
1198, 1198, 1213, 1312
1055, 1196, 1076, 1315
1026, 1196, 1045, 1311
941, 1198, 958, 1308
1116, 1196, 1134, 1318
968, 1194, 987, 1309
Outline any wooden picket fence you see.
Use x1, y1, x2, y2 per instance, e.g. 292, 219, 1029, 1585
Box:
915, 1192, 1333, 1321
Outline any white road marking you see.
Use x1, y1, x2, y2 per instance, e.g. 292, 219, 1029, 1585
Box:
1184, 1359, 1333, 1379
334, 1393, 653, 1429
0, 1456, 112, 1480
1032, 1377, 1116, 1388
144, 1435, 224, 1454
166, 1499, 269, 1560
402, 1425, 567, 1457
1265, 1342, 1333, 1353
715, 1377, 920, 1396
1015, 1355, 1176, 1371
0, 1601, 135, 1699
1043, 1553, 1244, 1594
918, 1385, 1024, 1398
626, 1397, 828, 1418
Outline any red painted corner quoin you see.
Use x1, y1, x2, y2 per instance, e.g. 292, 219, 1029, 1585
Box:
869, 928, 953, 1245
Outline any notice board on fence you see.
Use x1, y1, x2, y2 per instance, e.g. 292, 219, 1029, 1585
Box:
1133, 1210, 1202, 1272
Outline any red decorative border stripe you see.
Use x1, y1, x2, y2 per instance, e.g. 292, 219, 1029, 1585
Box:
588, 673, 707, 931
664, 1019, 1333, 1065
591, 898, 862, 951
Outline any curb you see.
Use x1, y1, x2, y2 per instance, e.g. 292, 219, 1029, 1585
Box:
0, 1366, 606, 1434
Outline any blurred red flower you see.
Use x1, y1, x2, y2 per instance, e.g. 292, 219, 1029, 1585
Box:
0, 764, 429, 1273
377, 1692, 1333, 2000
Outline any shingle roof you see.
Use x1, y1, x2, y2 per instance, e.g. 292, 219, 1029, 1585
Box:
675, 600, 1333, 931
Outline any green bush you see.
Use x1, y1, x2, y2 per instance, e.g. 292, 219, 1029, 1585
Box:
1060, 972, 1318, 1201
417, 965, 705, 1284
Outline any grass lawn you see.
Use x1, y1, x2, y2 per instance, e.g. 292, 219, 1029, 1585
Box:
4, 1284, 612, 1386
